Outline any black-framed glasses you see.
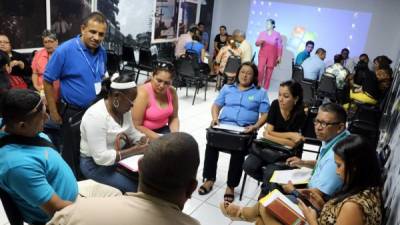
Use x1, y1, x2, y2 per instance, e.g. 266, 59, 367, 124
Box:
313, 119, 341, 128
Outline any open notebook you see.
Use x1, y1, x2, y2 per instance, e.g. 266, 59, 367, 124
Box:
259, 189, 306, 225
118, 154, 143, 172
270, 168, 313, 185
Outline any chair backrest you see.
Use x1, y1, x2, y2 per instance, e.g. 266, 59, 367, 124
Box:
301, 138, 322, 160
292, 65, 304, 83
300, 80, 315, 107
0, 187, 24, 225
138, 48, 155, 69
317, 74, 337, 100
224, 53, 241, 74
176, 55, 197, 78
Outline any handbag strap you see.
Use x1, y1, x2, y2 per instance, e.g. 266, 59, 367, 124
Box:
0, 134, 56, 150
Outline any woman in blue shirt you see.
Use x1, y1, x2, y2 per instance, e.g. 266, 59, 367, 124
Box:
198, 62, 269, 203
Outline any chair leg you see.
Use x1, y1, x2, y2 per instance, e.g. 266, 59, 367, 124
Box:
186, 80, 189, 97
239, 173, 247, 201
192, 81, 199, 105
135, 69, 141, 83
204, 78, 208, 101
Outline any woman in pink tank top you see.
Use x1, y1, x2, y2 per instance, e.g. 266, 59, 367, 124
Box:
132, 65, 179, 140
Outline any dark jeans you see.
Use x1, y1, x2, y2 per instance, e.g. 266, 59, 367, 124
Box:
244, 153, 291, 195
60, 104, 86, 180
43, 119, 61, 152
80, 157, 138, 193
202, 144, 247, 188
153, 125, 171, 134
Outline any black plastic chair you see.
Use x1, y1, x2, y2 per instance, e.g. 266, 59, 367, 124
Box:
135, 47, 155, 83
175, 55, 208, 105
348, 101, 380, 143
317, 74, 337, 102
292, 65, 304, 83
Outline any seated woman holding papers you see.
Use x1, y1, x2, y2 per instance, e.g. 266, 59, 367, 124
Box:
220, 134, 382, 225
80, 73, 148, 193
198, 62, 269, 203
243, 80, 306, 194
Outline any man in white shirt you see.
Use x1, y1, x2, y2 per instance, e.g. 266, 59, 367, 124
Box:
175, 25, 199, 58
233, 29, 253, 63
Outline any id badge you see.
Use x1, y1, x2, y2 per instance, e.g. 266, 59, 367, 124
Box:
95, 82, 101, 95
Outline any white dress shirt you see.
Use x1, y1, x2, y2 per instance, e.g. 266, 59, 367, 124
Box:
80, 99, 144, 166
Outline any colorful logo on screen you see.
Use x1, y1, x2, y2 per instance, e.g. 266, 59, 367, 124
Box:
287, 26, 317, 56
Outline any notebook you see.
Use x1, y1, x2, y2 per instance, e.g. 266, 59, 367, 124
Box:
118, 154, 143, 172
269, 168, 313, 185
259, 189, 306, 225
212, 124, 245, 133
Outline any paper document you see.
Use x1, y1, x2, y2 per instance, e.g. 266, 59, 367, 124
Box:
259, 189, 304, 218
118, 154, 143, 172
303, 143, 320, 152
270, 168, 313, 185
213, 124, 245, 133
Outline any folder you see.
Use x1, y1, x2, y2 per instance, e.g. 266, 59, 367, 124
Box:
259, 189, 306, 225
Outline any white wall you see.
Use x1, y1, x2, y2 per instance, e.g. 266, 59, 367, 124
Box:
210, 0, 400, 83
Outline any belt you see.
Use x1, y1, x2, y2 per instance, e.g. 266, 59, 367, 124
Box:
61, 100, 87, 111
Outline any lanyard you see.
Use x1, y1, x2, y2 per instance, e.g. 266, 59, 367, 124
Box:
76, 40, 100, 80
311, 131, 348, 175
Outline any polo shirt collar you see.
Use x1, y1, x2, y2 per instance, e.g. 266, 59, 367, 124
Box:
234, 83, 256, 91
75, 35, 101, 54
321, 129, 349, 154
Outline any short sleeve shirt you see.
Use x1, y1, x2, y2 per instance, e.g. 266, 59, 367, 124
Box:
308, 130, 350, 196
266, 100, 306, 132
0, 132, 78, 224
214, 84, 270, 126
44, 35, 107, 108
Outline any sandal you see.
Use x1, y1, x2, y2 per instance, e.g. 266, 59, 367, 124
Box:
219, 202, 243, 221
198, 180, 214, 195
224, 187, 235, 203
223, 193, 235, 203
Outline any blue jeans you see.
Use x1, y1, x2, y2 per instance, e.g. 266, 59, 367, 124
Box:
80, 157, 138, 193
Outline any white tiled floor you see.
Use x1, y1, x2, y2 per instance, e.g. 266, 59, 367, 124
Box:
0, 78, 282, 225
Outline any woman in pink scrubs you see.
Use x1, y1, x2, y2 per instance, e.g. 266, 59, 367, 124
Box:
255, 19, 283, 90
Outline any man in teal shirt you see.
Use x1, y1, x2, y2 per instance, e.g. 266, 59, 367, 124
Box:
295, 40, 314, 65
284, 103, 349, 198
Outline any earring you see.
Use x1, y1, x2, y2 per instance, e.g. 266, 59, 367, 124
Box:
113, 98, 119, 108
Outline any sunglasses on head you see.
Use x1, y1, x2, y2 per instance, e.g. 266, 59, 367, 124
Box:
156, 61, 174, 72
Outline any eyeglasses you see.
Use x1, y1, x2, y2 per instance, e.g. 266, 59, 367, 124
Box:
313, 119, 341, 128
0, 41, 10, 44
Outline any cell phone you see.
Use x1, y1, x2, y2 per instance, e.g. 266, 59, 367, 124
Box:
292, 189, 313, 207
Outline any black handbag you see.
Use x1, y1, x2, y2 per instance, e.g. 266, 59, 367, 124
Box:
250, 138, 297, 163
206, 128, 255, 152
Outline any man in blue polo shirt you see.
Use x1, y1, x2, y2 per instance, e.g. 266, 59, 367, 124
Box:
283, 103, 349, 200
43, 12, 107, 179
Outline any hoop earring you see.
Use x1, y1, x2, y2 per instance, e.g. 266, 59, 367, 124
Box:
113, 98, 119, 108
